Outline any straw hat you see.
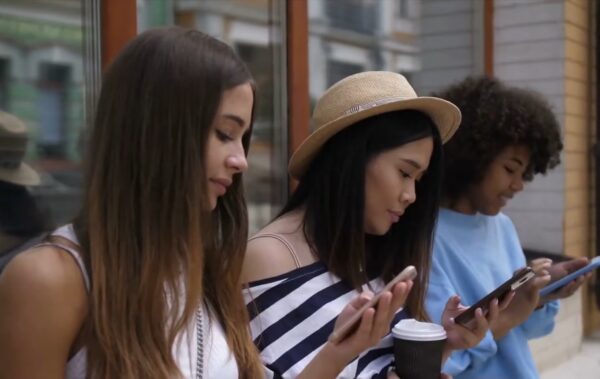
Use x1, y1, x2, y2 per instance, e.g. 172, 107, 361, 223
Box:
0, 111, 40, 186
288, 71, 461, 179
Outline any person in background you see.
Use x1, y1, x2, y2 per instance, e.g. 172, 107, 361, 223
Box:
0, 111, 48, 274
425, 76, 590, 379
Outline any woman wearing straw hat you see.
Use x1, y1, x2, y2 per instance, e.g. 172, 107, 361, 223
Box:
0, 111, 48, 272
242, 71, 509, 378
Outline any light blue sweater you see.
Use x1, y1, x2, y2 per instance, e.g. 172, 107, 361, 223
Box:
425, 208, 559, 379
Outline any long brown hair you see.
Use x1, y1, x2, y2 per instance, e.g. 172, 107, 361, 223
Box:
279, 110, 443, 320
74, 27, 262, 378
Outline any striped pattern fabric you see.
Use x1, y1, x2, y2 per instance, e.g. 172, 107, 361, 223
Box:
244, 261, 408, 379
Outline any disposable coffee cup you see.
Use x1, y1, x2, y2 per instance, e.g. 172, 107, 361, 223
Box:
392, 318, 447, 379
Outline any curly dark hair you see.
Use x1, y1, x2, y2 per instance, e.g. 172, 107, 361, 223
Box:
433, 76, 563, 203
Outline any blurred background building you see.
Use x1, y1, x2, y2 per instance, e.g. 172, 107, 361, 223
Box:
0, 0, 597, 373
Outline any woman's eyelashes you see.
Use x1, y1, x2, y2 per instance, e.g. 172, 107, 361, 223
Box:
216, 129, 233, 142
399, 168, 425, 182
399, 169, 411, 179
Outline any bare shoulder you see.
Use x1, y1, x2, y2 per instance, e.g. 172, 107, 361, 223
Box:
242, 231, 302, 284
1, 245, 88, 302
0, 245, 88, 377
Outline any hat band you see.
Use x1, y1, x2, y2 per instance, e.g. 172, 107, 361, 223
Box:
0, 135, 27, 150
0, 150, 25, 169
341, 96, 414, 117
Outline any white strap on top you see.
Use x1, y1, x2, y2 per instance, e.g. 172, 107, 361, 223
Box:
248, 233, 302, 269
38, 225, 91, 292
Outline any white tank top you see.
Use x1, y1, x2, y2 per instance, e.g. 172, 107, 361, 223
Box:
48, 225, 238, 379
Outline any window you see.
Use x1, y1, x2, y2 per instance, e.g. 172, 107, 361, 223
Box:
0, 59, 9, 109
396, 0, 409, 19
37, 63, 70, 158
309, 0, 484, 102
327, 61, 364, 87
324, 0, 377, 35
0, 0, 99, 255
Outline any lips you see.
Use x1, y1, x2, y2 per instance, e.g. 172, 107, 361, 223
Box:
389, 210, 404, 223
210, 178, 232, 196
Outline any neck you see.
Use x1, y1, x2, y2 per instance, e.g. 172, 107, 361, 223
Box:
442, 196, 477, 215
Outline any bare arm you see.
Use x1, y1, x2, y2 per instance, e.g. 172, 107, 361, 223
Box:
0, 247, 88, 379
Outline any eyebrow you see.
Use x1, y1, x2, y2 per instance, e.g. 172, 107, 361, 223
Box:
400, 158, 423, 170
510, 157, 525, 166
222, 114, 246, 128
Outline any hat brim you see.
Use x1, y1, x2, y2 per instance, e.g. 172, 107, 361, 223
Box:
0, 162, 41, 186
288, 97, 461, 179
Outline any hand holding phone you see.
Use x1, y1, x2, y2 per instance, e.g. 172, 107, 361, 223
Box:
328, 265, 417, 344
540, 256, 600, 297
454, 267, 535, 326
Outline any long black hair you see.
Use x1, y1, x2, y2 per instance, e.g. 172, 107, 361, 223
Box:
281, 110, 442, 320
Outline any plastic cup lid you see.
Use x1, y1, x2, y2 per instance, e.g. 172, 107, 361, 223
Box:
392, 318, 447, 341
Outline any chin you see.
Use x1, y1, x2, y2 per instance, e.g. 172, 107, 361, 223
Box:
365, 224, 391, 236
480, 207, 502, 216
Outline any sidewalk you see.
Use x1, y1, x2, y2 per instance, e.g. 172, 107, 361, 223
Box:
540, 334, 600, 379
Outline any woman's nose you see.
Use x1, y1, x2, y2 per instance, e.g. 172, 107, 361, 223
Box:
226, 152, 248, 173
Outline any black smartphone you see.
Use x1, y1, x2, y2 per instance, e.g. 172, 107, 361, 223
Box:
454, 267, 535, 326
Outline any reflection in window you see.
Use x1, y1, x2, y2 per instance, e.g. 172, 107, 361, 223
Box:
396, 0, 409, 19
309, 0, 484, 104
38, 63, 70, 158
0, 59, 8, 109
324, 0, 377, 35
0, 0, 97, 257
138, 0, 287, 234
327, 61, 363, 87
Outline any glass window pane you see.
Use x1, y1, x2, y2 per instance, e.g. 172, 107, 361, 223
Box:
0, 0, 98, 257
308, 0, 484, 112
138, 0, 287, 234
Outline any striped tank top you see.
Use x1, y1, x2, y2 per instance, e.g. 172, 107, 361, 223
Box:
243, 260, 408, 378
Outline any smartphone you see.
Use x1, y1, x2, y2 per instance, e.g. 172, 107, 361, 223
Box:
327, 265, 417, 344
454, 267, 535, 326
539, 256, 600, 297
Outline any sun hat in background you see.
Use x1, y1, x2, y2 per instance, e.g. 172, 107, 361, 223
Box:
0, 111, 40, 186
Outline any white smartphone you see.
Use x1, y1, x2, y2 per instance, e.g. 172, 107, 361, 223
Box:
328, 265, 417, 344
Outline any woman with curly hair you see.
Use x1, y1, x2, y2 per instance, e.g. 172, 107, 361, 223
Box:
424, 76, 589, 379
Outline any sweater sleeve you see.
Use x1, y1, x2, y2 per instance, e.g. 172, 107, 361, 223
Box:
518, 300, 559, 339
425, 249, 499, 376
499, 215, 560, 340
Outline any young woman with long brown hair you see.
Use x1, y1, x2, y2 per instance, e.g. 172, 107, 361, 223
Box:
0, 28, 411, 379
